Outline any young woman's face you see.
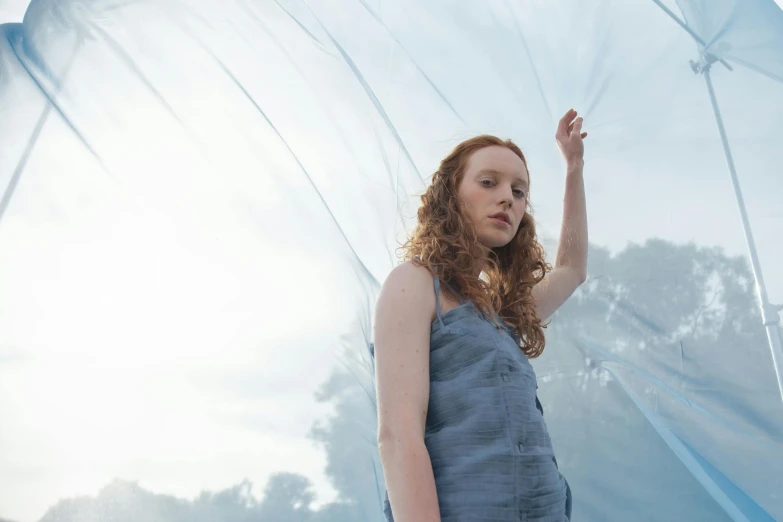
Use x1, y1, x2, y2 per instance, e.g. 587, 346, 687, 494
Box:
457, 146, 529, 249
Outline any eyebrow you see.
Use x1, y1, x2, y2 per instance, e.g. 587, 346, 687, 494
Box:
478, 169, 529, 187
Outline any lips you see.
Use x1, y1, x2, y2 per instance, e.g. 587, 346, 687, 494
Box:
490, 212, 510, 225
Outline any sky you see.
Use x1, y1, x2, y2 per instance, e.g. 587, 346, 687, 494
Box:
0, 0, 782, 521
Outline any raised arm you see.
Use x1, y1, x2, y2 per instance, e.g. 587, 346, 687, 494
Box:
374, 262, 441, 522
532, 109, 588, 321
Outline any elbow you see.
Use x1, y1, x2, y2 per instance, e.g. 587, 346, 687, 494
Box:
568, 266, 587, 285
377, 436, 394, 462
377, 428, 393, 450
376, 428, 402, 451
377, 426, 423, 456
377, 419, 397, 447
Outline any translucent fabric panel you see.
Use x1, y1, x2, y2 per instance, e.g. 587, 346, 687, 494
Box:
675, 0, 783, 81
0, 1, 781, 521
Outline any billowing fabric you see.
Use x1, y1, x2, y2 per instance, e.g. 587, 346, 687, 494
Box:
1, 1, 782, 521
377, 275, 570, 522
675, 0, 783, 82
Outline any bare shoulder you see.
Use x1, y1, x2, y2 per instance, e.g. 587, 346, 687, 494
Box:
374, 260, 434, 442
378, 261, 435, 303
385, 259, 433, 288
376, 260, 436, 322
375, 261, 435, 352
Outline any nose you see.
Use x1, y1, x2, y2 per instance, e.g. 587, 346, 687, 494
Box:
498, 185, 514, 208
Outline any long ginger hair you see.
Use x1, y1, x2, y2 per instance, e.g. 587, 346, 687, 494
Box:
401, 135, 551, 358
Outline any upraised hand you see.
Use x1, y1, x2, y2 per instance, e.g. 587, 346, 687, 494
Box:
556, 108, 587, 167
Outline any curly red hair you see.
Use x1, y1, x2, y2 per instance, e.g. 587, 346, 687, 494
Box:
401, 135, 551, 358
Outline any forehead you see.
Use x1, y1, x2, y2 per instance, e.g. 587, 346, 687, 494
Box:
466, 146, 529, 185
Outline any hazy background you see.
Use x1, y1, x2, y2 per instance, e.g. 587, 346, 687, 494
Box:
1, 0, 782, 520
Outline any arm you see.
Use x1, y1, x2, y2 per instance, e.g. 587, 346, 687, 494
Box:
532, 110, 589, 321
374, 262, 441, 522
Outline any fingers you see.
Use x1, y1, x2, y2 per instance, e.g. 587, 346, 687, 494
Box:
558, 109, 587, 142
571, 117, 583, 140
565, 118, 583, 136
557, 108, 576, 136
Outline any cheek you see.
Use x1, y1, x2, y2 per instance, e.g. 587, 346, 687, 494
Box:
458, 187, 480, 213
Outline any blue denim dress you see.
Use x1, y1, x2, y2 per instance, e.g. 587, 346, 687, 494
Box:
377, 274, 571, 521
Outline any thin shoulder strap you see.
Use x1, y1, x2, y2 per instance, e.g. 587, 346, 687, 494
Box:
433, 274, 446, 330
444, 279, 467, 305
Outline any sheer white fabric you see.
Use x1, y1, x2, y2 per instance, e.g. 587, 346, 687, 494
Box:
1, 1, 781, 520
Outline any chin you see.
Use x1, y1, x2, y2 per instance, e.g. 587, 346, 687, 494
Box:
478, 234, 513, 249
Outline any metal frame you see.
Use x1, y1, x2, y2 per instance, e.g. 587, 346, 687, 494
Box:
652, 1, 783, 403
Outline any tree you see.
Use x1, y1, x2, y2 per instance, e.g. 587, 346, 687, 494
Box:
534, 239, 781, 521
35, 238, 782, 521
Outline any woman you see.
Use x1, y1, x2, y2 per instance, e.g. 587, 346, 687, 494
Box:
373, 109, 588, 522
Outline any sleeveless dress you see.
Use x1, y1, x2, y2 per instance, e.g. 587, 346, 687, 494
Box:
374, 274, 572, 522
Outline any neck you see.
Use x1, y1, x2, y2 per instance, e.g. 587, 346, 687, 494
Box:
473, 249, 492, 278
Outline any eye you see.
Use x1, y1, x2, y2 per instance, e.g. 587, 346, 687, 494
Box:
513, 188, 526, 198
480, 179, 494, 187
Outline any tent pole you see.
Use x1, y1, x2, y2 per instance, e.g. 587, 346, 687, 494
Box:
650, 0, 733, 71
650, 0, 705, 46
699, 57, 783, 405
